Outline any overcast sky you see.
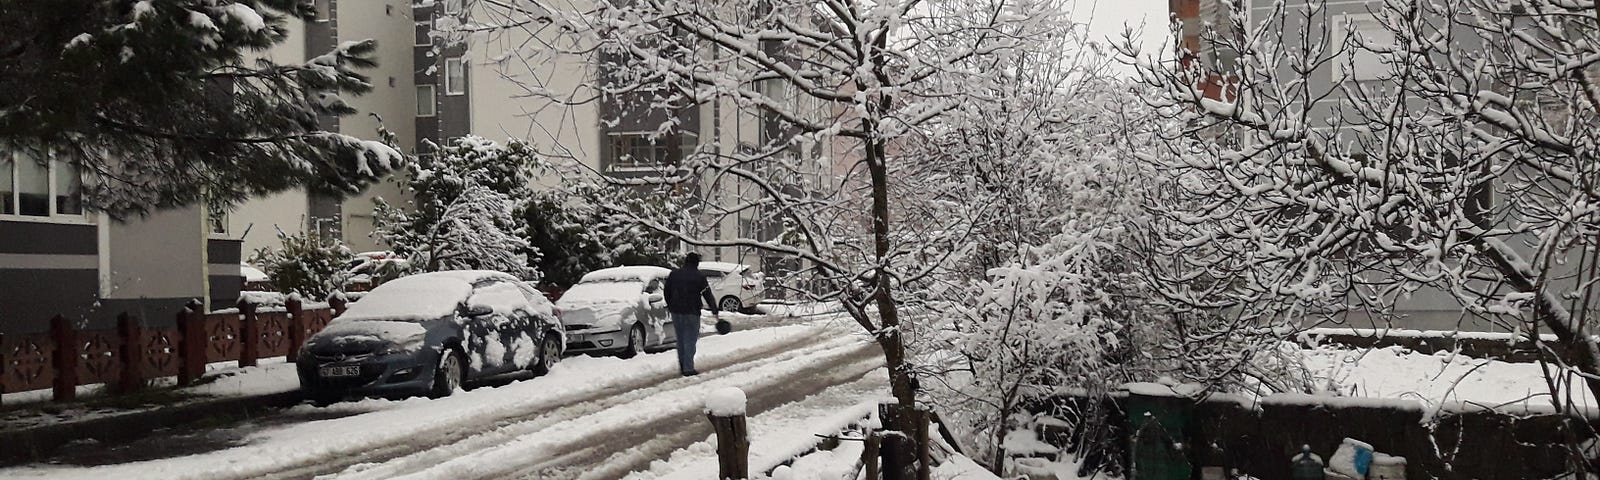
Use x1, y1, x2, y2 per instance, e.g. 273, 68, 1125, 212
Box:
1075, 0, 1172, 60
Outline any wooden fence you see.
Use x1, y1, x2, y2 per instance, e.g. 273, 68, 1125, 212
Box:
0, 297, 346, 405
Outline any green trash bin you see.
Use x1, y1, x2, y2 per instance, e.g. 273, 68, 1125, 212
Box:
1124, 392, 1192, 480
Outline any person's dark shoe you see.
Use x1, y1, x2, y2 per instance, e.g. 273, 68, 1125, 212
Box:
681, 370, 699, 377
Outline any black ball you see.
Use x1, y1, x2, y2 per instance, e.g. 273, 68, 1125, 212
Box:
715, 319, 733, 335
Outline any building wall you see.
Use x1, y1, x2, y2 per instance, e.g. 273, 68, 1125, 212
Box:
230, 189, 307, 256
339, 0, 417, 253
460, 0, 602, 170
100, 206, 208, 329
230, 1, 416, 255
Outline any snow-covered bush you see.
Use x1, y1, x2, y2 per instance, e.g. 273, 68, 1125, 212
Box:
249, 229, 351, 300
374, 136, 673, 283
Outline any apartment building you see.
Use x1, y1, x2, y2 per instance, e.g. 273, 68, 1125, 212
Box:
412, 0, 838, 279
227, 0, 416, 257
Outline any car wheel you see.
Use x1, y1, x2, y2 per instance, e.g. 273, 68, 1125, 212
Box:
719, 296, 741, 314
619, 324, 645, 359
531, 332, 562, 375
429, 348, 464, 399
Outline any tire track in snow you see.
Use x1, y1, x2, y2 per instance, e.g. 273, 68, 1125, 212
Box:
334, 340, 883, 480
255, 330, 863, 480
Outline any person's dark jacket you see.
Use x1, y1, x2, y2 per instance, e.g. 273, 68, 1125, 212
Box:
664, 266, 719, 316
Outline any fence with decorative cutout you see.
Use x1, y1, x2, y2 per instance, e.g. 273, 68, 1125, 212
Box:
0, 296, 347, 405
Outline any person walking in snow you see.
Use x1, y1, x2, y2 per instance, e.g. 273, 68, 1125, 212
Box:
664, 252, 720, 376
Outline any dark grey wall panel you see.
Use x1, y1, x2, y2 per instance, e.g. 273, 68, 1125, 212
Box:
0, 268, 98, 334
207, 239, 243, 265
0, 221, 96, 255
208, 275, 241, 312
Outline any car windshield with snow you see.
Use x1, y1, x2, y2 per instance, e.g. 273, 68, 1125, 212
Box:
297, 270, 563, 404
555, 266, 674, 358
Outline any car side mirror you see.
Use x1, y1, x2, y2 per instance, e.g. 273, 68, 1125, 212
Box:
463, 304, 493, 317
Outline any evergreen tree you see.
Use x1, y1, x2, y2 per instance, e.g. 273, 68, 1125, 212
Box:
0, 0, 402, 216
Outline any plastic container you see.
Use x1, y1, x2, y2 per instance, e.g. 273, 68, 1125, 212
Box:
1329, 438, 1374, 478
1369, 453, 1407, 480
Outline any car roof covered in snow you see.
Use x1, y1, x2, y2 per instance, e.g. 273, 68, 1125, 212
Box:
696, 261, 749, 273
578, 266, 670, 283
337, 270, 518, 322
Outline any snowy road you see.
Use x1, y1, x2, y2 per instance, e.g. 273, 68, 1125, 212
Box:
4, 316, 879, 480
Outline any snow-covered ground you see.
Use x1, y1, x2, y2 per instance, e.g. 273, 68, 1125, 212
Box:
2, 318, 861, 479
627, 369, 891, 480
1298, 344, 1598, 412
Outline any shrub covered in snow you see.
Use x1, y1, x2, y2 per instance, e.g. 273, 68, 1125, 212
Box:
249, 229, 352, 300
374, 136, 673, 284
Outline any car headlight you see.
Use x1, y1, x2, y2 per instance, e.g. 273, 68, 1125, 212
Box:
377, 343, 408, 356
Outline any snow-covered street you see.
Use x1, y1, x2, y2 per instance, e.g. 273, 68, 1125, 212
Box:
2, 316, 883, 479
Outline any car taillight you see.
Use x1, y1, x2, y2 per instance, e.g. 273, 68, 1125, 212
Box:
743, 284, 755, 290
554, 307, 562, 317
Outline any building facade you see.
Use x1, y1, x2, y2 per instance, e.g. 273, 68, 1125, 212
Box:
411, 0, 838, 282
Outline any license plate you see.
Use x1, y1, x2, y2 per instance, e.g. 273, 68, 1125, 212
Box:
320, 365, 361, 378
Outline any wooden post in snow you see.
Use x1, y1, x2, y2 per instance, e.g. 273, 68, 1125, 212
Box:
864, 431, 883, 480
705, 387, 749, 479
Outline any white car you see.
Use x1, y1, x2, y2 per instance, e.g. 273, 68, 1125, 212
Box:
698, 262, 763, 313
555, 266, 677, 357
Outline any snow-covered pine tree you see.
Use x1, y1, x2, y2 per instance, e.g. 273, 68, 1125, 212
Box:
0, 0, 402, 216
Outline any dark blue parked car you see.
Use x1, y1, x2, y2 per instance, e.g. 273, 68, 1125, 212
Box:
297, 270, 563, 404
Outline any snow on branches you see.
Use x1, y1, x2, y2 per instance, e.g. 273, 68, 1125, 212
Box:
1121, 0, 1600, 410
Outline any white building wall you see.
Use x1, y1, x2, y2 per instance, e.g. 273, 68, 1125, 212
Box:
338, 0, 418, 252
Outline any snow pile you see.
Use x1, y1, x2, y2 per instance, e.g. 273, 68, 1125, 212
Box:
337, 272, 476, 322
241, 264, 270, 282
1300, 344, 1598, 409
704, 387, 748, 416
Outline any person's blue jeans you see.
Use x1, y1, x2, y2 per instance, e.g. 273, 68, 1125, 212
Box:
671, 312, 700, 374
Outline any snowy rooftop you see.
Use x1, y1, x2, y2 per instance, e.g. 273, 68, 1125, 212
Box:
579, 266, 670, 283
